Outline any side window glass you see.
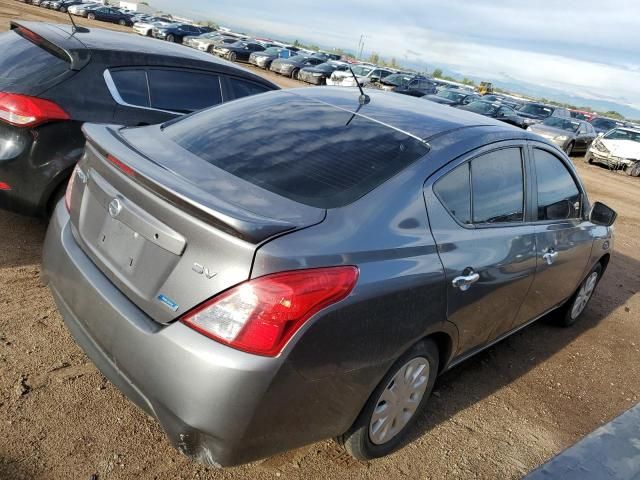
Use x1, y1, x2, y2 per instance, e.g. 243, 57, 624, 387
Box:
109, 69, 150, 108
434, 163, 471, 225
534, 149, 581, 221
228, 78, 270, 99
147, 70, 222, 113
471, 148, 524, 223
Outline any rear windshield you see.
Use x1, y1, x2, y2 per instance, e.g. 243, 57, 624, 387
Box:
165, 92, 429, 208
0, 30, 69, 88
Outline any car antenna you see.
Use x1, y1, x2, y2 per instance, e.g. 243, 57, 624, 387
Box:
67, 10, 88, 34
349, 67, 370, 105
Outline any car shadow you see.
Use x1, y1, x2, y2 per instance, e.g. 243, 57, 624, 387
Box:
0, 454, 42, 480
0, 210, 47, 269
401, 249, 638, 450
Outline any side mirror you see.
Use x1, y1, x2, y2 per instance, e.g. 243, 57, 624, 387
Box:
545, 199, 573, 220
590, 202, 617, 226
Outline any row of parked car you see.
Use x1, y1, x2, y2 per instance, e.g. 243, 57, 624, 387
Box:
0, 12, 620, 471
171, 28, 639, 176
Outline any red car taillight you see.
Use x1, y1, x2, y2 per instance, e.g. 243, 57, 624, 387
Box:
181, 266, 359, 357
0, 93, 69, 128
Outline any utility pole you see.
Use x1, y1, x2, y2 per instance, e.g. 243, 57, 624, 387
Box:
357, 34, 365, 60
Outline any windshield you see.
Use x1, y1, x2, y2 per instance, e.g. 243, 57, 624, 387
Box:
382, 74, 414, 86
437, 90, 466, 102
518, 104, 554, 117
464, 102, 498, 115
604, 129, 640, 142
165, 93, 428, 209
541, 117, 580, 132
351, 65, 373, 76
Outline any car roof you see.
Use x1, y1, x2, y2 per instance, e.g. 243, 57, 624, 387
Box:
292, 87, 511, 141
10, 21, 277, 88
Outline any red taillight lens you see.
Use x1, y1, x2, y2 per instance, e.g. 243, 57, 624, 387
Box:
181, 266, 359, 357
0, 93, 69, 127
0, 181, 10, 191
106, 154, 135, 177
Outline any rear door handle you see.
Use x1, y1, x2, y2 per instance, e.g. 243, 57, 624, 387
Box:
452, 271, 480, 291
543, 250, 559, 265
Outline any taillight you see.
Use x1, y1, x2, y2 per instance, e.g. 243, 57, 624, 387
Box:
0, 93, 69, 128
106, 154, 135, 177
64, 165, 79, 211
181, 266, 359, 357
0, 182, 10, 191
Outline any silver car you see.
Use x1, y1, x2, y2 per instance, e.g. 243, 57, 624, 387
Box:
43, 88, 616, 467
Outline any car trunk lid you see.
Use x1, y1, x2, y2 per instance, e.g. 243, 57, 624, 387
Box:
67, 123, 325, 324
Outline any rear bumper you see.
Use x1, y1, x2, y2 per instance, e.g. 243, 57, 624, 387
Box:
42, 204, 288, 466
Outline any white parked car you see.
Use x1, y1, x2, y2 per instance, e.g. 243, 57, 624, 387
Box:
326, 65, 393, 87
132, 18, 173, 36
586, 127, 640, 176
68, 2, 100, 15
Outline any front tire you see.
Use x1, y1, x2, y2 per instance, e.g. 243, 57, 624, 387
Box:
291, 68, 300, 80
228, 52, 237, 62
565, 142, 574, 156
338, 339, 439, 461
558, 263, 602, 327
87, 13, 95, 20
167, 34, 175, 43
118, 19, 126, 26
59, 6, 66, 12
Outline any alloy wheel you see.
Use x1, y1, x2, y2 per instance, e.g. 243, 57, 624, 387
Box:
369, 357, 429, 445
571, 271, 598, 320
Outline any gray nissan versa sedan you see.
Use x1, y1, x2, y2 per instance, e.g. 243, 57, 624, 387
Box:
42, 87, 616, 466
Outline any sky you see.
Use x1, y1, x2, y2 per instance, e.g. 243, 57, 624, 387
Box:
151, 0, 640, 118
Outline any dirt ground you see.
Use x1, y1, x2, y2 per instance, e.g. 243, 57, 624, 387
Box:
0, 2, 639, 479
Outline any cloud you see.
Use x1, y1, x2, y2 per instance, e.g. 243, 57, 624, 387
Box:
152, 0, 640, 114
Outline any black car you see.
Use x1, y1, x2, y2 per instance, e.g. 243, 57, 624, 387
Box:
516, 102, 571, 127
377, 74, 437, 97
458, 100, 527, 128
482, 94, 524, 110
270, 55, 325, 79
0, 21, 278, 217
297, 61, 348, 85
589, 116, 627, 135
423, 89, 480, 106
49, 0, 84, 12
153, 23, 211, 44
213, 41, 265, 63
79, 6, 133, 26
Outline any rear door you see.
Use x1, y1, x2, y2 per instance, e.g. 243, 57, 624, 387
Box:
514, 144, 594, 325
424, 143, 538, 354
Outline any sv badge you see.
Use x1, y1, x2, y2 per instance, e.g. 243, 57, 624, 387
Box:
192, 263, 217, 279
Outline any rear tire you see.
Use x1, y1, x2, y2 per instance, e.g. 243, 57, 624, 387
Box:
118, 19, 126, 26
228, 52, 237, 62
167, 34, 175, 42
558, 263, 602, 327
631, 163, 640, 177
337, 339, 439, 461
60, 6, 66, 12
584, 151, 593, 164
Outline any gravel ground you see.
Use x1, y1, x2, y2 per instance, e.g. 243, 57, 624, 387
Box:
0, 2, 639, 479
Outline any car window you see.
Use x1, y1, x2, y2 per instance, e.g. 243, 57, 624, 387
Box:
578, 124, 587, 134
0, 30, 70, 89
109, 69, 150, 107
533, 149, 581, 221
434, 163, 471, 225
227, 78, 271, 99
147, 70, 222, 113
471, 148, 525, 224
165, 92, 429, 208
